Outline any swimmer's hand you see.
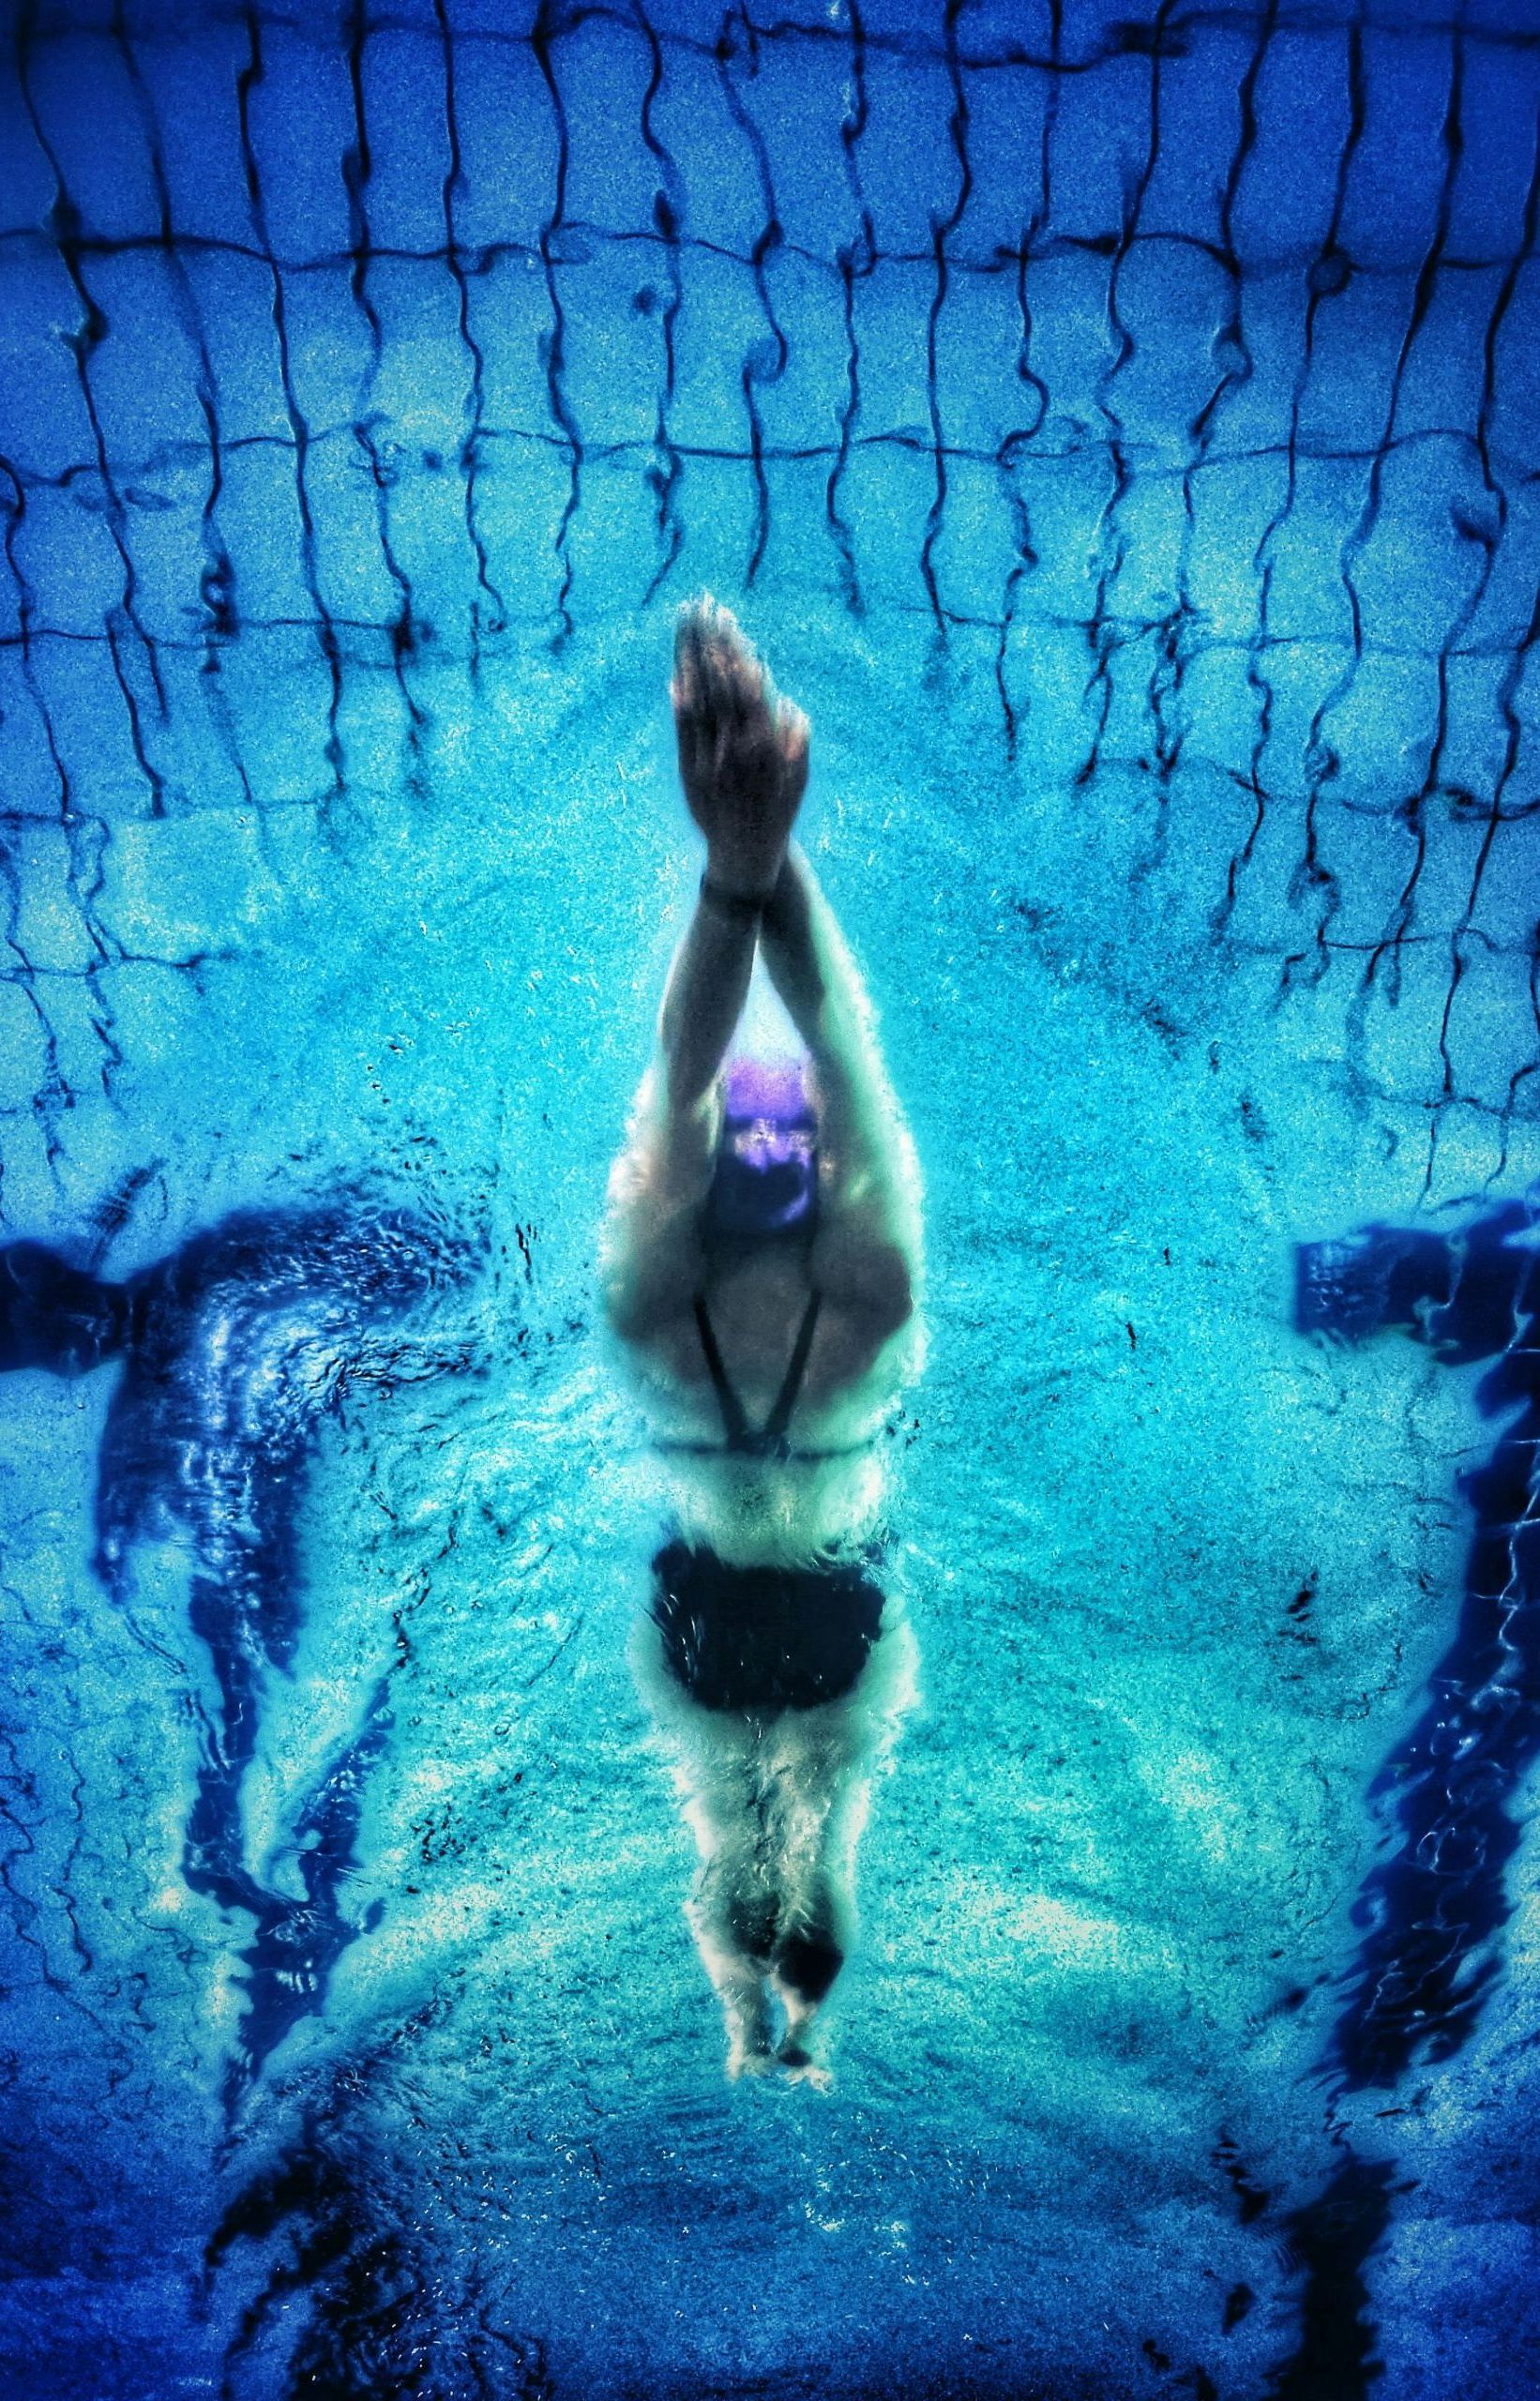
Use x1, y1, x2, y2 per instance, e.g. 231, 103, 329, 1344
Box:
672, 596, 808, 898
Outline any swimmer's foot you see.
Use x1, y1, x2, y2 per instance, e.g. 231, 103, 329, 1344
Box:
776, 2038, 832, 2091
727, 2035, 776, 2082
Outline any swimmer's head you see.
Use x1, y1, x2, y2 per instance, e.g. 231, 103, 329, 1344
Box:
703, 1055, 819, 1244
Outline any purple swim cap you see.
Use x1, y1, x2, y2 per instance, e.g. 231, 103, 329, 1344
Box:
705, 1054, 819, 1241
723, 1054, 816, 1127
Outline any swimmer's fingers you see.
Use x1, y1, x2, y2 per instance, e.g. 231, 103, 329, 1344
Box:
703, 636, 765, 755
688, 597, 762, 714
699, 657, 774, 794
709, 710, 739, 804
675, 596, 768, 742
673, 591, 723, 677
675, 718, 708, 821
778, 700, 809, 815
672, 657, 708, 798
671, 599, 801, 864
671, 596, 725, 735
670, 652, 702, 773
672, 605, 729, 822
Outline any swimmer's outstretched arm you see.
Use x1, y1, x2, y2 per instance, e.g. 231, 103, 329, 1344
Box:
660, 596, 808, 1110
602, 600, 808, 1342
599, 902, 751, 1345
761, 847, 922, 1322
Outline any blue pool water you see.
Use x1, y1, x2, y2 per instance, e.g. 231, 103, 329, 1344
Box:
2, 1, 1540, 2393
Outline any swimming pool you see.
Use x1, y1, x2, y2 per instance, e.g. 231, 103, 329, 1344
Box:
2, 1, 1538, 2393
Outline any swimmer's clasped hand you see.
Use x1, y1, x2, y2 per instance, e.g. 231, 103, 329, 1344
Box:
672, 596, 808, 900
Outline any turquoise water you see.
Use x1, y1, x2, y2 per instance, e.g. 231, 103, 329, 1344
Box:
2, 2, 1540, 2393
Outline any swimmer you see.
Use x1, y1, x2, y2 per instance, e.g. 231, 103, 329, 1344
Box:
601, 598, 925, 2085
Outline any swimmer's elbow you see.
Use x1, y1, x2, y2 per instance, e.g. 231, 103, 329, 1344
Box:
813, 1224, 917, 1340
601, 1261, 658, 1345
600, 1237, 696, 1347
597, 1227, 649, 1343
600, 1278, 638, 1342
864, 1246, 916, 1342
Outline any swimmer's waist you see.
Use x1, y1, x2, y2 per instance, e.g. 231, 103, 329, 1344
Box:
651, 1432, 878, 1464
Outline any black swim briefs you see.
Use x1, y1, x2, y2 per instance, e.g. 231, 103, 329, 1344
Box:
649, 1539, 886, 1714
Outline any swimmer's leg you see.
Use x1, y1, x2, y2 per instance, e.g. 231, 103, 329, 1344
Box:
760, 1618, 919, 2086
638, 1638, 780, 2075
632, 1617, 775, 2073
687, 1868, 777, 2080
679, 1719, 784, 2076
756, 1709, 868, 2088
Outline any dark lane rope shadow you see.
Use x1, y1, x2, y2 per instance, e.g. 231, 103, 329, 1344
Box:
1300, 1196, 1540, 2087
0, 1200, 478, 2111
1261, 1190, 1540, 2395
